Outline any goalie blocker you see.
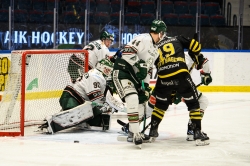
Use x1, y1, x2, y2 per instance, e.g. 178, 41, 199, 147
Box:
39, 101, 111, 134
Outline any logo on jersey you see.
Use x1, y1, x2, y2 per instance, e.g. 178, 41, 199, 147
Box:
124, 81, 134, 90
158, 63, 179, 72
160, 80, 174, 86
157, 57, 185, 68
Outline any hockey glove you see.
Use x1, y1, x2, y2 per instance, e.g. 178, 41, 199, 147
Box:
200, 71, 212, 85
144, 83, 152, 97
138, 90, 149, 104
134, 59, 148, 81
99, 102, 111, 113
110, 49, 123, 63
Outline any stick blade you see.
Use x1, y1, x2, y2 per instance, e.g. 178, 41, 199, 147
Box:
117, 135, 128, 142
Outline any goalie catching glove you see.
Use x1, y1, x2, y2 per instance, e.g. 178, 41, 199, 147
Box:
134, 59, 148, 81
200, 71, 212, 85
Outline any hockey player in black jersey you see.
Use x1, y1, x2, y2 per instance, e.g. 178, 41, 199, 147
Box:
149, 34, 211, 146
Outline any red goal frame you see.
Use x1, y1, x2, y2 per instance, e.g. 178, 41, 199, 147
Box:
0, 50, 88, 136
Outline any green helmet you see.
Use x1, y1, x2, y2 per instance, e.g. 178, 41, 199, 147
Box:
100, 31, 114, 41
109, 34, 114, 41
96, 59, 114, 78
150, 20, 167, 33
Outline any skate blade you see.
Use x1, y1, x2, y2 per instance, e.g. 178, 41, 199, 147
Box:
136, 144, 142, 149
195, 139, 210, 146
149, 137, 156, 143
142, 139, 150, 143
186, 135, 194, 141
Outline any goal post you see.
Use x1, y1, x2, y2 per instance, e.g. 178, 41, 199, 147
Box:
0, 50, 88, 136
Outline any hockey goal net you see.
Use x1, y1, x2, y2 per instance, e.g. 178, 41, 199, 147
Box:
0, 50, 88, 136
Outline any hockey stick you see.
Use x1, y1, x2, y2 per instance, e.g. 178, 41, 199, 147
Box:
141, 121, 151, 133
196, 82, 203, 88
141, 80, 147, 133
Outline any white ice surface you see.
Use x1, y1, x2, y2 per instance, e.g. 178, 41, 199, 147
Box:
0, 92, 250, 166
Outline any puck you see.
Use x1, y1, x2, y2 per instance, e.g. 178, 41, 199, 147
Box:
74, 140, 79, 143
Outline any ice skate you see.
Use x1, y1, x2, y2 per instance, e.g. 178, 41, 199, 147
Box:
187, 130, 209, 141
186, 122, 209, 141
133, 133, 143, 149
194, 128, 210, 146
149, 121, 159, 142
186, 129, 194, 141
127, 132, 150, 143
186, 122, 194, 141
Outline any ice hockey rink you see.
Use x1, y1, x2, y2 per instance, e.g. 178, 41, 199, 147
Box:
0, 92, 250, 166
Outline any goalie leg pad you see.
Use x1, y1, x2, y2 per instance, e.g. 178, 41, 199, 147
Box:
46, 101, 94, 133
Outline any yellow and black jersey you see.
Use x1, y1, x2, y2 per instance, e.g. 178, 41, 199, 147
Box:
155, 36, 191, 79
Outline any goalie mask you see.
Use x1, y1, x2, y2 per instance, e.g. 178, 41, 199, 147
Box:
96, 59, 114, 78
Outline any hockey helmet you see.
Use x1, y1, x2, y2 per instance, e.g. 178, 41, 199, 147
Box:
100, 31, 114, 41
96, 59, 114, 78
150, 20, 167, 34
109, 34, 114, 41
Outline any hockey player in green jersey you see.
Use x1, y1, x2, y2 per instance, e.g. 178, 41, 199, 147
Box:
112, 19, 167, 148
